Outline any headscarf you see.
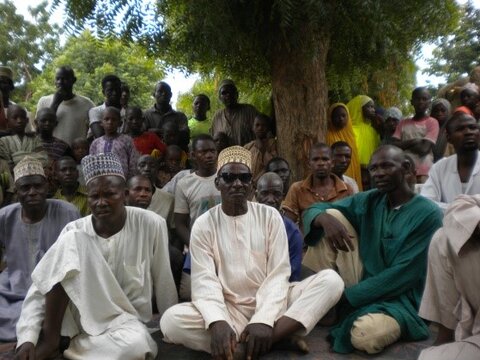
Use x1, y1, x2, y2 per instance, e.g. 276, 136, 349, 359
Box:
432, 98, 454, 161
347, 95, 380, 166
384, 107, 403, 121
327, 103, 362, 190
431, 98, 452, 117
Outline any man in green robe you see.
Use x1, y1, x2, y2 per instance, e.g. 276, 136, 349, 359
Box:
302, 145, 442, 354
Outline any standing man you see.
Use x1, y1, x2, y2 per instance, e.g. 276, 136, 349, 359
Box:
331, 141, 360, 193
210, 79, 258, 146
418, 195, 480, 360
36, 66, 95, 146
144, 81, 189, 150
421, 112, 480, 212
0, 156, 79, 342
88, 75, 122, 138
302, 145, 443, 354
15, 153, 177, 359
282, 142, 353, 226
161, 146, 344, 358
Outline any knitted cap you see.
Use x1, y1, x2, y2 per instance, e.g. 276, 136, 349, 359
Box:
217, 146, 252, 172
14, 155, 45, 182
81, 153, 125, 185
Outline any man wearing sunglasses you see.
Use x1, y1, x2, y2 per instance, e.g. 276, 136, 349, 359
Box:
161, 145, 344, 359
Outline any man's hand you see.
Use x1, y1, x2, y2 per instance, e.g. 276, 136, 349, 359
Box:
313, 213, 354, 252
239, 323, 273, 360
14, 342, 35, 360
210, 320, 237, 360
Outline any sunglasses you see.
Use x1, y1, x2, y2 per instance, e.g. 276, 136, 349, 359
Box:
219, 172, 252, 184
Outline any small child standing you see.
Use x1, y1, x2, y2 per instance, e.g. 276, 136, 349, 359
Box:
0, 104, 44, 168
72, 137, 89, 186
392, 87, 439, 183
35, 108, 71, 161
244, 114, 277, 183
157, 145, 186, 188
126, 106, 166, 158
89, 106, 139, 179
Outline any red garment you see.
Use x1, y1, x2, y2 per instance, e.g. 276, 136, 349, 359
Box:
454, 106, 474, 116
132, 132, 167, 156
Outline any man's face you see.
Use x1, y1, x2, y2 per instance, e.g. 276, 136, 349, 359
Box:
447, 115, 480, 152
256, 178, 283, 210
87, 176, 126, 221
192, 139, 217, 171
56, 158, 79, 186
137, 155, 158, 181
332, 146, 352, 176
103, 81, 121, 106
55, 69, 75, 93
219, 85, 238, 107
127, 177, 153, 209
267, 160, 290, 189
154, 83, 172, 105
216, 163, 252, 204
367, 149, 405, 193
253, 117, 268, 139
193, 96, 209, 116
309, 147, 332, 179
16, 175, 48, 209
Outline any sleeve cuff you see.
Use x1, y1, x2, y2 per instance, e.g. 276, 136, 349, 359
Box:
16, 330, 40, 348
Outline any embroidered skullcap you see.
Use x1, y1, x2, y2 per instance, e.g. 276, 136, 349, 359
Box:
14, 155, 45, 182
384, 107, 403, 121
81, 153, 125, 185
217, 146, 252, 172
0, 66, 13, 80
218, 79, 237, 92
461, 82, 479, 94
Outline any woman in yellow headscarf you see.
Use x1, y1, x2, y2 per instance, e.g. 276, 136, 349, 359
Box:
326, 103, 362, 190
347, 95, 380, 167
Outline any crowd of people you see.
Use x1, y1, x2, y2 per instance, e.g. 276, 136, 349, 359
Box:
0, 63, 479, 360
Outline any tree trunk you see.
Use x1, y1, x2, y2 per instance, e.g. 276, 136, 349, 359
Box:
271, 28, 330, 182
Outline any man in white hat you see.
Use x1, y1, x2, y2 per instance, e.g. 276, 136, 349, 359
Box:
0, 156, 80, 342
15, 153, 177, 359
161, 146, 344, 359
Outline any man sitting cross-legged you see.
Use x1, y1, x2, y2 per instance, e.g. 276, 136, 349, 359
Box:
301, 145, 443, 354
161, 146, 344, 359
15, 153, 177, 360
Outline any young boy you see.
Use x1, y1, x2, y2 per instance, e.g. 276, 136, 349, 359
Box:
35, 108, 71, 161
71, 137, 89, 186
188, 94, 211, 139
0, 105, 44, 168
126, 106, 166, 157
157, 145, 186, 188
392, 87, 439, 183
89, 107, 139, 179
244, 113, 277, 183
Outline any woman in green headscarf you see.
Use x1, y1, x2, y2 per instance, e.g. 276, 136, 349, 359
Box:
347, 95, 380, 168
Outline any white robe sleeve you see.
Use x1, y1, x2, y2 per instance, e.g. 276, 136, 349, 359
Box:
16, 284, 45, 347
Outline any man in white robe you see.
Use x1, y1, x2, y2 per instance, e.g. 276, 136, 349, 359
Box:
160, 146, 344, 359
15, 153, 177, 360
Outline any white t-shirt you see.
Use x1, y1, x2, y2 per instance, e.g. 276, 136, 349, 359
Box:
37, 94, 95, 146
174, 172, 222, 224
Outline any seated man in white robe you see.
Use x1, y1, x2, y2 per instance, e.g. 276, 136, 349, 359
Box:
15, 153, 177, 360
160, 146, 344, 359
418, 195, 480, 360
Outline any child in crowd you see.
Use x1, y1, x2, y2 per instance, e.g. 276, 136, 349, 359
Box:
162, 120, 190, 154
392, 87, 439, 183
126, 106, 166, 158
188, 94, 211, 139
381, 107, 402, 145
71, 137, 89, 186
456, 83, 479, 117
0, 104, 44, 168
431, 98, 453, 161
89, 106, 139, 178
157, 145, 186, 188
35, 108, 71, 161
244, 113, 277, 183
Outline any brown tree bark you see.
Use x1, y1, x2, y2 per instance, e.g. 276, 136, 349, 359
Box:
271, 28, 330, 182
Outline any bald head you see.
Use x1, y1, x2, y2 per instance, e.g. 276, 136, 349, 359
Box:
256, 172, 284, 210
368, 145, 411, 194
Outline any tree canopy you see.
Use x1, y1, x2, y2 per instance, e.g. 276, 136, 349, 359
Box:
0, 0, 61, 102
27, 30, 165, 111
425, 1, 480, 83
